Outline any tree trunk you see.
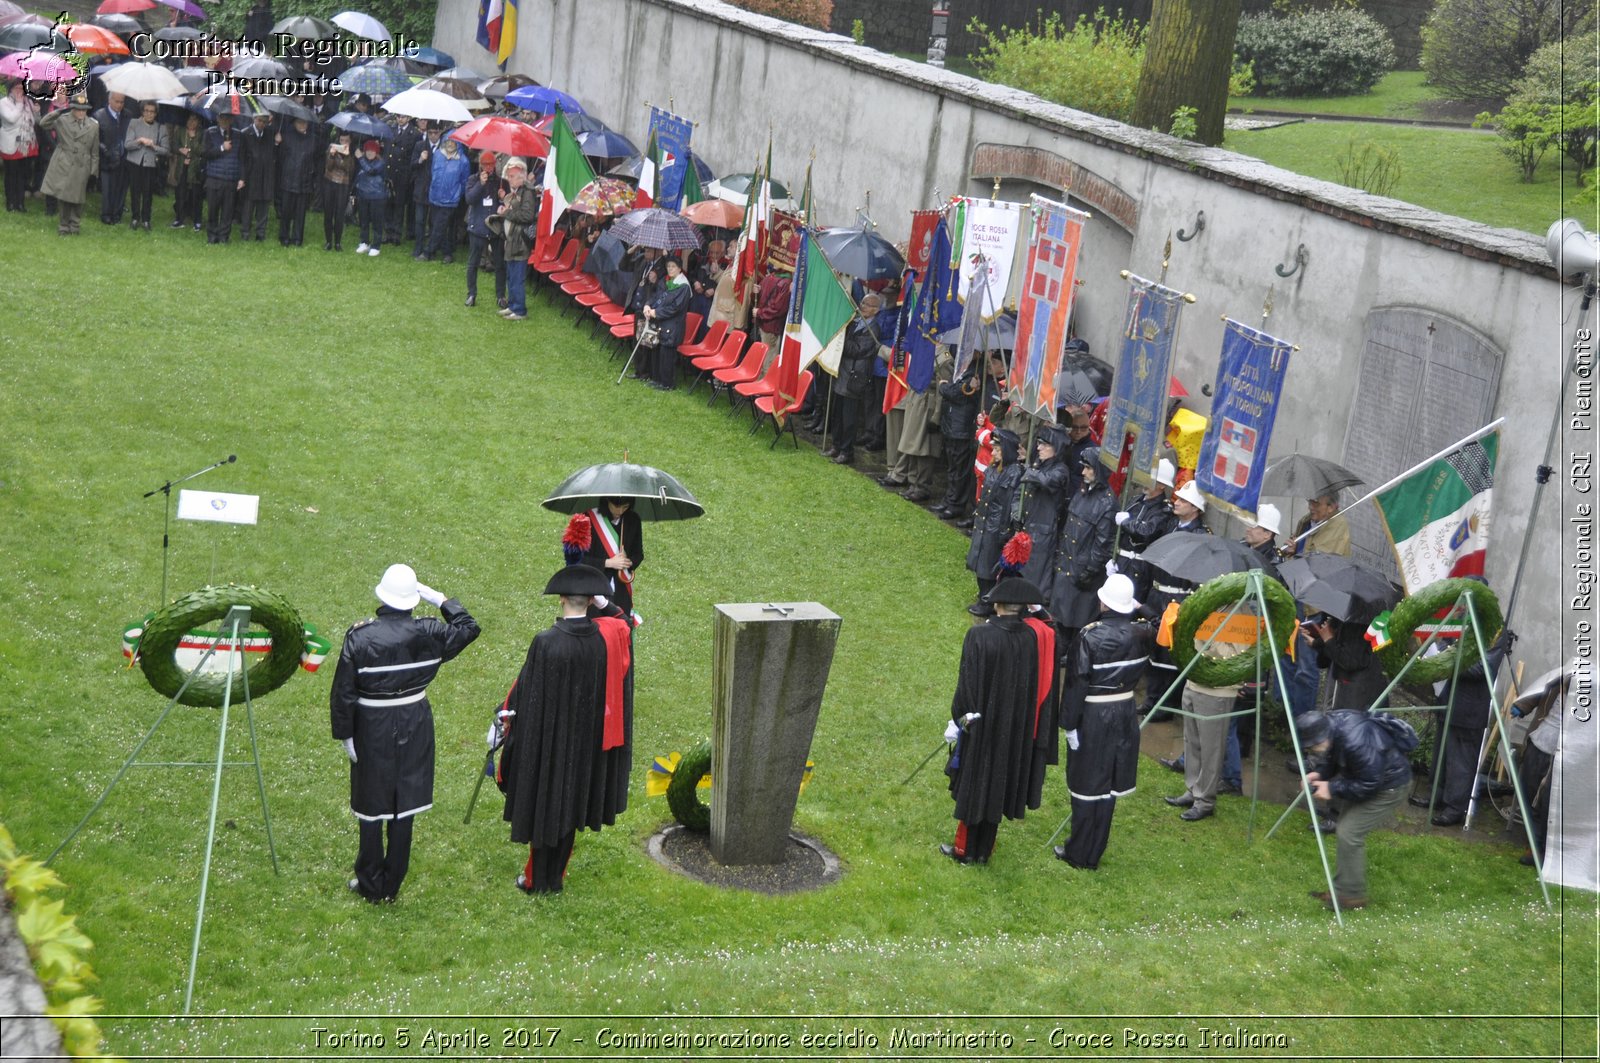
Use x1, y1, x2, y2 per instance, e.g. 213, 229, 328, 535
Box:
1131, 0, 1243, 146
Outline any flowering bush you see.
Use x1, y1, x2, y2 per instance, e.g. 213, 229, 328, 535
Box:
1234, 8, 1395, 97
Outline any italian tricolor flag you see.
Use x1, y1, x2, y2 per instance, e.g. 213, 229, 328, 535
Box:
770, 228, 855, 421
1375, 431, 1498, 593
539, 109, 596, 240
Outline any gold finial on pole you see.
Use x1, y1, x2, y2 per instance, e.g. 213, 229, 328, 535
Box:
1262, 285, 1275, 322
992, 177, 1001, 198
1159, 232, 1173, 284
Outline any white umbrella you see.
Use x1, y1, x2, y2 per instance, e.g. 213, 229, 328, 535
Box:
98, 61, 188, 101
330, 10, 389, 42
380, 86, 473, 124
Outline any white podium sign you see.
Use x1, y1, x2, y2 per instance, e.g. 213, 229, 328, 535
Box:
177, 489, 259, 525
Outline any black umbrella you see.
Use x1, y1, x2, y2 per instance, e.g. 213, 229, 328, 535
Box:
577, 128, 638, 160
1262, 454, 1364, 500
156, 95, 212, 126
0, 21, 55, 52
1278, 554, 1401, 624
328, 110, 392, 140
1142, 532, 1266, 586
542, 463, 704, 521
1056, 352, 1115, 406
260, 96, 318, 123
815, 226, 904, 280
154, 26, 204, 42
271, 14, 338, 40
232, 55, 294, 80
92, 13, 144, 37
174, 66, 213, 93
938, 310, 1016, 351
585, 229, 626, 274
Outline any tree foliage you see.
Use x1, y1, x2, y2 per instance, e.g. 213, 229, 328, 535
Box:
726, 0, 835, 31
1233, 7, 1395, 97
1420, 0, 1595, 100
1131, 0, 1244, 146
972, 8, 1148, 125
1475, 30, 1600, 185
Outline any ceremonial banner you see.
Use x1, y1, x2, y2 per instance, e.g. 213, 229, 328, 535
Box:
1098, 274, 1186, 480
496, 0, 518, 66
1194, 318, 1295, 519
768, 209, 803, 275
1008, 196, 1088, 419
646, 106, 693, 210
1374, 431, 1499, 592
952, 254, 995, 381
906, 209, 942, 273
733, 144, 772, 289
476, 0, 500, 54
955, 197, 1025, 317
906, 217, 962, 393
635, 129, 659, 208
881, 267, 918, 414
773, 228, 856, 413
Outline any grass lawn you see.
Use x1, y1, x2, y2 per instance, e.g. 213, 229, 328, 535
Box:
1229, 71, 1461, 122
0, 209, 1594, 1059
1224, 120, 1572, 235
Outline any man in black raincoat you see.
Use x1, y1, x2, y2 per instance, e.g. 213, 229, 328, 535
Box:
1056, 573, 1152, 869
1016, 423, 1072, 600
330, 564, 480, 902
501, 564, 634, 892
942, 577, 1057, 864
965, 428, 1022, 615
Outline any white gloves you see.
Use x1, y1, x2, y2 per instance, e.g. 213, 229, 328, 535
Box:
416, 583, 447, 607
487, 722, 500, 749
593, 594, 610, 610
1065, 729, 1080, 751
342, 737, 357, 763
1114, 511, 1130, 526
1105, 559, 1118, 577
960, 712, 982, 727
944, 719, 961, 743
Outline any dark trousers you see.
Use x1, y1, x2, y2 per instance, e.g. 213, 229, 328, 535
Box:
413, 196, 432, 254
942, 434, 977, 513
99, 159, 127, 221
127, 164, 159, 224
427, 203, 457, 258
3, 156, 33, 211
385, 180, 412, 241
1522, 743, 1553, 858
1063, 795, 1116, 869
358, 198, 384, 247
467, 233, 505, 300
243, 196, 271, 239
521, 831, 576, 892
832, 392, 862, 455
279, 190, 309, 244
1434, 725, 1483, 815
204, 176, 235, 241
653, 342, 679, 388
354, 815, 414, 900
174, 176, 201, 224
322, 180, 346, 245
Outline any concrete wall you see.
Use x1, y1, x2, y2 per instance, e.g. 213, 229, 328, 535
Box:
434, 0, 1575, 674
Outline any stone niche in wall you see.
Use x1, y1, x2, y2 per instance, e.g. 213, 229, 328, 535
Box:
970, 143, 1139, 233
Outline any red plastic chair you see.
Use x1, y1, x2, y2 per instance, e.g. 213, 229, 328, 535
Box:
687, 330, 747, 394
709, 341, 768, 408
535, 240, 577, 280
731, 352, 783, 418
679, 319, 728, 361
753, 369, 812, 448
550, 246, 592, 287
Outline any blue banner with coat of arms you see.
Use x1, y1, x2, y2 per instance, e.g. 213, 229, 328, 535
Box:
647, 106, 694, 211
1098, 274, 1186, 480
1195, 318, 1295, 519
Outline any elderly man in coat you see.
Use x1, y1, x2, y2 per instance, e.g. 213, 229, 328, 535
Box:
37, 93, 97, 235
330, 564, 480, 903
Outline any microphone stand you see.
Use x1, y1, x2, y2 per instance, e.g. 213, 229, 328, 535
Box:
144, 455, 236, 607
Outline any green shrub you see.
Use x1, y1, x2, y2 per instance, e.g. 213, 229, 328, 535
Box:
1511, 31, 1599, 180
1233, 8, 1395, 97
1420, 0, 1595, 101
1475, 103, 1556, 182
971, 9, 1147, 124
1334, 134, 1403, 195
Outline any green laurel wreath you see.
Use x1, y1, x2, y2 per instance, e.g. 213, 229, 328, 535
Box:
1377, 578, 1503, 684
666, 740, 712, 833
1171, 572, 1300, 688
137, 584, 306, 707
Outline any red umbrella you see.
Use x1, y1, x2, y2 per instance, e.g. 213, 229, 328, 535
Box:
446, 115, 549, 158
679, 199, 744, 228
97, 0, 156, 13
66, 22, 132, 55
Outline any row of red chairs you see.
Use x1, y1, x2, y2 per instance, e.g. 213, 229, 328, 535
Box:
526, 231, 811, 445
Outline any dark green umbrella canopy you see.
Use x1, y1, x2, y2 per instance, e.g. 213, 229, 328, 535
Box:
542, 463, 704, 521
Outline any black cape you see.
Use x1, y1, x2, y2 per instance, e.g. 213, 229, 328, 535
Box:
948, 615, 1056, 825
501, 615, 633, 847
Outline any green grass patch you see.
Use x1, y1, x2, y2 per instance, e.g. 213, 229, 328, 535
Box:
0, 210, 1593, 1058
1224, 120, 1569, 234
1230, 70, 1454, 121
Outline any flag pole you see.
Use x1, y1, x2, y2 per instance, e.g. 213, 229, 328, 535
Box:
1287, 417, 1506, 548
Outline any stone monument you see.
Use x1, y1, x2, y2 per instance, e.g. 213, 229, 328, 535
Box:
709, 602, 841, 865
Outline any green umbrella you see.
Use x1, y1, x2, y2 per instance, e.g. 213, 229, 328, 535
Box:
541, 463, 704, 521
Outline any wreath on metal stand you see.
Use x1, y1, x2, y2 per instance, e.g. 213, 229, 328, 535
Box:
1377, 577, 1503, 684
135, 585, 306, 707
1172, 572, 1300, 688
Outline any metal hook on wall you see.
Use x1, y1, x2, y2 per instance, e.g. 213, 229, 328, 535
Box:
1176, 210, 1205, 242
1275, 243, 1309, 279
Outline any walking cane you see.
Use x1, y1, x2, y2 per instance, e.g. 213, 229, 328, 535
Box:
616, 335, 647, 385
463, 747, 496, 824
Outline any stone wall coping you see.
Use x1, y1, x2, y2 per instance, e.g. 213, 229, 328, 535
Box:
659, 0, 1554, 278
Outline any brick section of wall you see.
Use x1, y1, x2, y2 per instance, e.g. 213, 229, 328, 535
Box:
971, 143, 1140, 232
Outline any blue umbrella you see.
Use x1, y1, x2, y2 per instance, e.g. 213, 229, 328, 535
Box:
328, 110, 392, 139
505, 84, 583, 116
400, 45, 453, 69
577, 128, 637, 160
339, 61, 414, 98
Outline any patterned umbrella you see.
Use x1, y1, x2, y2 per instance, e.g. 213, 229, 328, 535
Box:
330, 10, 389, 41
338, 61, 413, 98
446, 114, 548, 157
569, 177, 637, 218
608, 207, 703, 251
0, 50, 77, 82
65, 23, 131, 55
504, 84, 582, 116
271, 14, 338, 40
